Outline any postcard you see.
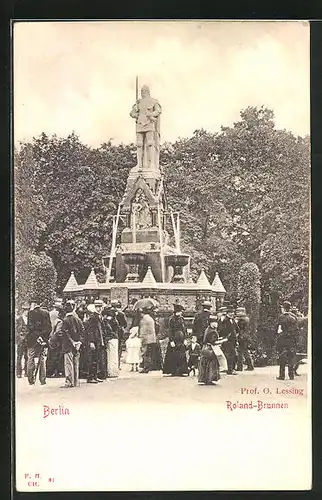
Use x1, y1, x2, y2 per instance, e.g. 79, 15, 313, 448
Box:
13, 20, 311, 492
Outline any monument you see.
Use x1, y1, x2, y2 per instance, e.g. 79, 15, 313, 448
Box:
63, 81, 226, 317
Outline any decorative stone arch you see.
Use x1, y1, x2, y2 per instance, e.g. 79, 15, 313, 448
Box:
122, 175, 158, 211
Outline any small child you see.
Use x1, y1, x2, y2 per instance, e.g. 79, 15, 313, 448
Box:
125, 326, 142, 372
187, 335, 201, 376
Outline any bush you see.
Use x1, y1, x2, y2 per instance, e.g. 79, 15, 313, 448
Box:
15, 251, 57, 310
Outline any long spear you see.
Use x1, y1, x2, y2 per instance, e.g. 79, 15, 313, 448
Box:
135, 76, 139, 102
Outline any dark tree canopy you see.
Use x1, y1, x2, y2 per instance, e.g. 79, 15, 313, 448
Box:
14, 107, 310, 324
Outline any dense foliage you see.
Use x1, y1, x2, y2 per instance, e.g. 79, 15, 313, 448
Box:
237, 262, 261, 337
14, 107, 310, 328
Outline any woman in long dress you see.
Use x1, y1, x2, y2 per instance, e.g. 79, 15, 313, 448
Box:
163, 304, 188, 376
198, 314, 220, 385
102, 307, 119, 378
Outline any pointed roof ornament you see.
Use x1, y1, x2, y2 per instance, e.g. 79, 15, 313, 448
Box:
83, 268, 98, 289
142, 266, 157, 287
63, 271, 79, 293
196, 269, 211, 288
212, 272, 226, 293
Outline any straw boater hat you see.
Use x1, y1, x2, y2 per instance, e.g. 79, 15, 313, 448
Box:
235, 307, 246, 317
227, 305, 235, 314
94, 299, 104, 306
218, 306, 227, 314
202, 300, 212, 310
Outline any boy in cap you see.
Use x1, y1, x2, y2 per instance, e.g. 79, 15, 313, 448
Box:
187, 334, 201, 376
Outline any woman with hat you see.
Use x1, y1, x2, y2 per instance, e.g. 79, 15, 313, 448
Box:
163, 304, 188, 376
198, 314, 220, 385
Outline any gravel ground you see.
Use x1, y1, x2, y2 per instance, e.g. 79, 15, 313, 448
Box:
15, 363, 310, 492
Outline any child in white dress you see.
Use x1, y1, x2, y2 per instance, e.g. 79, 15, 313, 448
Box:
125, 327, 142, 372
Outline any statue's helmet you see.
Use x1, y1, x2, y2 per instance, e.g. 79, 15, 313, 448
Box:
141, 85, 150, 96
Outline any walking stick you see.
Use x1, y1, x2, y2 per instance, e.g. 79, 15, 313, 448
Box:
34, 344, 46, 384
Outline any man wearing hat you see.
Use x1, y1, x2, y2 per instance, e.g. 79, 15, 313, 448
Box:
49, 298, 63, 329
86, 299, 106, 383
47, 303, 65, 378
218, 305, 238, 375
276, 301, 299, 380
217, 306, 227, 323
15, 302, 29, 378
192, 300, 212, 347
110, 299, 127, 369
26, 296, 52, 385
163, 303, 188, 376
235, 307, 254, 371
60, 300, 84, 388
138, 306, 158, 373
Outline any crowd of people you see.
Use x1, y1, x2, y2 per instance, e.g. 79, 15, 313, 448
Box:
15, 295, 308, 388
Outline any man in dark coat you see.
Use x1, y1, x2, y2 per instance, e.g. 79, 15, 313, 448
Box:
60, 300, 84, 388
235, 307, 254, 371
15, 303, 29, 377
26, 297, 52, 385
218, 305, 239, 375
47, 304, 64, 378
163, 304, 188, 376
192, 300, 212, 346
86, 300, 106, 383
276, 301, 299, 380
111, 299, 127, 368
294, 314, 308, 376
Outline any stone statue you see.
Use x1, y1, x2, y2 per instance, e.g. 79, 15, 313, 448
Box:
131, 189, 152, 229
130, 85, 161, 171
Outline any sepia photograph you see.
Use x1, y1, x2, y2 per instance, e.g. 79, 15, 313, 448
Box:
13, 20, 311, 491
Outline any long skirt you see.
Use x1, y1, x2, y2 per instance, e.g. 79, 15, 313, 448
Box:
198, 346, 220, 384
107, 339, 119, 378
163, 342, 188, 376
150, 341, 163, 370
